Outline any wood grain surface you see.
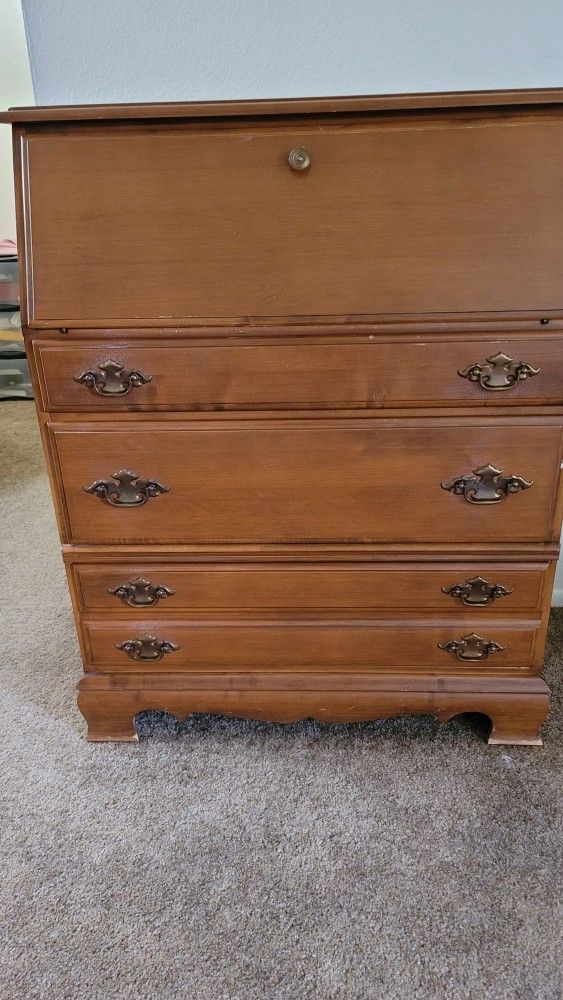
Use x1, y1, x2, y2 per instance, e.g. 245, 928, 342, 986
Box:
2, 87, 563, 122
72, 560, 551, 614
76, 672, 551, 745
83, 617, 540, 673
48, 418, 562, 545
20, 113, 563, 324
33, 334, 563, 411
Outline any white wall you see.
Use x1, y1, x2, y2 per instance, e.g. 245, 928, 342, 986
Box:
0, 0, 33, 238
12, 1, 563, 602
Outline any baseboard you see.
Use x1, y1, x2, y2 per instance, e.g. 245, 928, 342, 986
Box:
552, 587, 563, 608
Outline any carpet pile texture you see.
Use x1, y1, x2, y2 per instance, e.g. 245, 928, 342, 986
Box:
1, 400, 562, 999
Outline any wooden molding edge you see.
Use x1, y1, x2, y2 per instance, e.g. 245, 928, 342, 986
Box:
3, 87, 563, 124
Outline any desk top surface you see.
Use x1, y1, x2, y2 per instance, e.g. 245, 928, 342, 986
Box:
2, 88, 563, 124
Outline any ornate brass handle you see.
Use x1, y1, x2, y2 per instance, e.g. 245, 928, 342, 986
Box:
442, 464, 532, 504
74, 359, 151, 396
438, 633, 506, 661
116, 633, 179, 661
442, 576, 513, 607
108, 577, 175, 607
288, 146, 311, 171
458, 352, 539, 391
84, 469, 169, 507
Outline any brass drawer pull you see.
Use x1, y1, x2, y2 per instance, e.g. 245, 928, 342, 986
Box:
84, 468, 169, 506
74, 359, 151, 396
458, 351, 539, 391
442, 576, 512, 606
288, 146, 311, 171
108, 577, 175, 607
438, 633, 506, 661
442, 463, 532, 504
116, 633, 179, 661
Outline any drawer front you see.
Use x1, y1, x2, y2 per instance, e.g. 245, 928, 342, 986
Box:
83, 618, 540, 673
73, 561, 551, 614
50, 419, 562, 545
23, 115, 563, 325
35, 336, 563, 411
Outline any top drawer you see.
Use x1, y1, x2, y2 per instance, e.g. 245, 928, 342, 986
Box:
33, 335, 563, 411
20, 113, 563, 325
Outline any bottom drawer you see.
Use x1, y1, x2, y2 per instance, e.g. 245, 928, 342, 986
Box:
83, 618, 541, 674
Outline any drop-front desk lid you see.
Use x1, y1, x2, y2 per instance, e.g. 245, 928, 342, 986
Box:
2, 89, 563, 328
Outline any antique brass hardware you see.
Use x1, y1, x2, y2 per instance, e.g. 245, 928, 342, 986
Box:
438, 633, 506, 661
84, 469, 169, 507
441, 464, 532, 504
288, 146, 311, 171
116, 634, 179, 661
108, 577, 175, 607
442, 576, 513, 607
458, 352, 539, 391
74, 359, 151, 395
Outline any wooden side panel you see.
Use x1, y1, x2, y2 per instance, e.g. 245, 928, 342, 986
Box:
22, 114, 563, 324
49, 419, 562, 545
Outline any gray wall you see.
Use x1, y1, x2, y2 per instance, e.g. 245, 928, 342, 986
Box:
22, 0, 563, 105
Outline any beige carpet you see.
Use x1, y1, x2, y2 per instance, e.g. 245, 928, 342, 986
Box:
1, 400, 562, 1000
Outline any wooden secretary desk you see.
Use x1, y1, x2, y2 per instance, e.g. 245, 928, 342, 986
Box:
2, 89, 562, 744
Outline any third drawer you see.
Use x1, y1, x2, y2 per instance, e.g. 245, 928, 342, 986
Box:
72, 561, 553, 614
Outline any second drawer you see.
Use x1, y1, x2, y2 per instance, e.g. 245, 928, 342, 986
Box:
49, 418, 563, 545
